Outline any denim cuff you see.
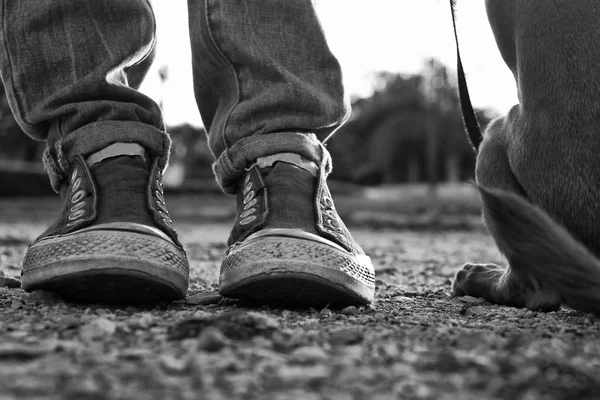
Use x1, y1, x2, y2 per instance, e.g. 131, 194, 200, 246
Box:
42, 120, 171, 192
213, 132, 332, 194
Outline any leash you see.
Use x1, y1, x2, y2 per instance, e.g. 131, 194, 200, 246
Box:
449, 0, 483, 152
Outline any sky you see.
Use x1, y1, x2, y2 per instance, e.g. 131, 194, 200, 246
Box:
139, 0, 518, 128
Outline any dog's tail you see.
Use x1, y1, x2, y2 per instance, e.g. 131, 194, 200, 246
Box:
479, 185, 600, 315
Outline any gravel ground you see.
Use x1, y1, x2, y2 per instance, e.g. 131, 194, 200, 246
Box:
1, 195, 600, 400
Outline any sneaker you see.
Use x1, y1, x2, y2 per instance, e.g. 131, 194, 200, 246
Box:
219, 153, 375, 306
21, 143, 189, 303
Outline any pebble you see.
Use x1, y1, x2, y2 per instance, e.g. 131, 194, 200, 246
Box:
63, 376, 104, 397
119, 347, 153, 360
277, 365, 331, 383
196, 327, 229, 352
341, 306, 359, 316
160, 354, 189, 375
0, 341, 56, 361
457, 296, 486, 304
291, 346, 329, 364
57, 315, 81, 331
185, 291, 222, 306
319, 308, 332, 317
524, 311, 536, 318
464, 306, 486, 316
374, 313, 386, 322
134, 313, 154, 329
80, 317, 116, 341
27, 290, 64, 305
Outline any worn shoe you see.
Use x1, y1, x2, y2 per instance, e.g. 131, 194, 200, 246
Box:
219, 153, 375, 306
21, 143, 189, 303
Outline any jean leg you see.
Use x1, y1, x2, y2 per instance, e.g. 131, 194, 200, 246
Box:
0, 0, 170, 190
187, 0, 350, 193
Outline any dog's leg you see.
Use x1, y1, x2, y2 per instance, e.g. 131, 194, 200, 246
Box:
452, 115, 562, 311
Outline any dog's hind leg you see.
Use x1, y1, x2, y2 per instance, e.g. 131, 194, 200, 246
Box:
452, 114, 562, 311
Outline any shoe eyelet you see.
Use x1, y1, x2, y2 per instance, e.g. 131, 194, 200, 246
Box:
70, 201, 85, 213
156, 202, 167, 212
155, 189, 165, 204
71, 189, 86, 204
322, 196, 334, 209
239, 215, 257, 226
322, 207, 334, 215
68, 209, 86, 220
243, 190, 255, 204
66, 219, 84, 228
158, 210, 171, 221
71, 177, 82, 193
327, 218, 341, 229
240, 208, 256, 219
243, 180, 253, 195
70, 169, 78, 182
243, 197, 258, 210
244, 173, 251, 185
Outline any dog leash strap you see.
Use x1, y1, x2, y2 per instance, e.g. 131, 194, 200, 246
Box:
449, 0, 483, 151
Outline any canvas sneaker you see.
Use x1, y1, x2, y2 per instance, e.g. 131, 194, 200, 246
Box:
21, 143, 189, 303
219, 152, 375, 306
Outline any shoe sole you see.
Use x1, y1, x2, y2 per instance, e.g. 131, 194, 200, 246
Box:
219, 234, 375, 307
22, 229, 189, 304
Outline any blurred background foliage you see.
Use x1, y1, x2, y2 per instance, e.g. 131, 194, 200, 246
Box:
0, 58, 498, 195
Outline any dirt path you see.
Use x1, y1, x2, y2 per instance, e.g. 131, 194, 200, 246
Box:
1, 197, 600, 400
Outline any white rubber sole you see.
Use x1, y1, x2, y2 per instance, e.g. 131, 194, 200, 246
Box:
219, 230, 375, 306
22, 226, 189, 303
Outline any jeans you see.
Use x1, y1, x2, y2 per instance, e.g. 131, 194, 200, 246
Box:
0, 0, 349, 193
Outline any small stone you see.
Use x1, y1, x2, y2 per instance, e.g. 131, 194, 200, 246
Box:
281, 310, 294, 318
0, 341, 56, 361
319, 307, 332, 317
290, 346, 328, 364
458, 296, 486, 305
119, 348, 153, 360
160, 354, 189, 375
63, 376, 103, 397
277, 365, 331, 384
196, 327, 229, 352
464, 306, 486, 316
185, 291, 222, 306
374, 313, 386, 321
134, 313, 154, 329
341, 306, 359, 316
57, 315, 81, 331
0, 275, 21, 289
28, 290, 64, 305
329, 328, 364, 345
524, 311, 536, 318
80, 317, 116, 341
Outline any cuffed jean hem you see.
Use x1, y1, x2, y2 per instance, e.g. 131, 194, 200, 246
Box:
42, 120, 171, 192
213, 132, 332, 194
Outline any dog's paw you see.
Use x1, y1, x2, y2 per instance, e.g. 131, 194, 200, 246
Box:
452, 262, 504, 298
452, 262, 561, 311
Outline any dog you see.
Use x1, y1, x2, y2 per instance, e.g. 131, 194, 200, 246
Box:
451, 0, 600, 316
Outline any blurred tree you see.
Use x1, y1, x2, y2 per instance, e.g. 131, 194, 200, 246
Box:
327, 58, 498, 185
